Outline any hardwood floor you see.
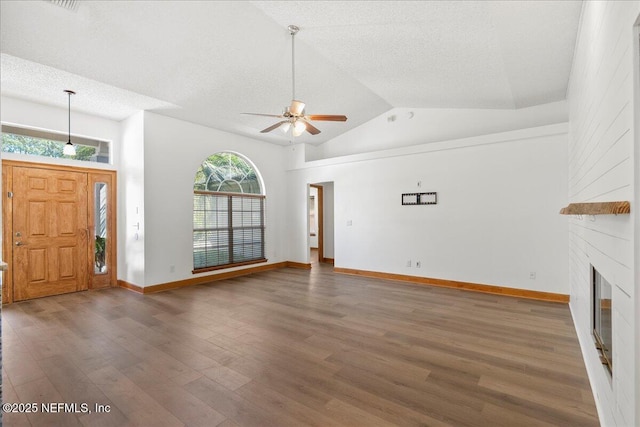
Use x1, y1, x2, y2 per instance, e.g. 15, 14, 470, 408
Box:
2, 264, 599, 426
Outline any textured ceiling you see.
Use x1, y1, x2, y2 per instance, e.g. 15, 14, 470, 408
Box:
0, 0, 582, 146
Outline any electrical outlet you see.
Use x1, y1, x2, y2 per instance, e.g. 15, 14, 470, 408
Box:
529, 272, 536, 280
407, 260, 412, 267
346, 220, 353, 226
416, 261, 421, 268
170, 265, 175, 273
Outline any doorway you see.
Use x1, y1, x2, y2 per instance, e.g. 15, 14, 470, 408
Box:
2, 160, 117, 303
309, 182, 334, 265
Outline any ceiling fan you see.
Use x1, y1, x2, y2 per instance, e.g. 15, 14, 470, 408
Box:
243, 25, 347, 137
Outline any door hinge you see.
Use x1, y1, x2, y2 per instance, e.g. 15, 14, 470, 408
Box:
7, 191, 13, 198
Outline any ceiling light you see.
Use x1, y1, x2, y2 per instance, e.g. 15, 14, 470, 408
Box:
293, 120, 306, 137
63, 89, 76, 156
280, 122, 291, 133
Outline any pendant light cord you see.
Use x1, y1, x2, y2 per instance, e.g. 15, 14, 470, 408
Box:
67, 91, 71, 143
62, 90, 76, 155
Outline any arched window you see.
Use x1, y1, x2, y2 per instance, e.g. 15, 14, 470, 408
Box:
193, 152, 266, 272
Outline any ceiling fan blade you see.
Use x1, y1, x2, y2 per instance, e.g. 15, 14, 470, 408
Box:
242, 113, 284, 118
260, 121, 289, 133
290, 100, 306, 116
305, 114, 348, 122
301, 119, 321, 135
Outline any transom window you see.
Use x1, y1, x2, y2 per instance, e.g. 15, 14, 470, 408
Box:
193, 152, 266, 272
1, 124, 110, 164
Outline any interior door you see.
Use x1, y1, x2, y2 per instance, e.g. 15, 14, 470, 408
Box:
12, 166, 88, 301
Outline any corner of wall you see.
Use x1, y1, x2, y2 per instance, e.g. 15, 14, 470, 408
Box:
633, 11, 640, 427
118, 111, 146, 287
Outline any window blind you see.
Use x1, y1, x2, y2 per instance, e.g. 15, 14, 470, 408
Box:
193, 191, 265, 270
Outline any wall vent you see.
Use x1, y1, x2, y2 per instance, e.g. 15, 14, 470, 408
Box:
46, 0, 79, 11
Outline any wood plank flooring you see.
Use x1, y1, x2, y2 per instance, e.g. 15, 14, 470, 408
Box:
2, 264, 599, 426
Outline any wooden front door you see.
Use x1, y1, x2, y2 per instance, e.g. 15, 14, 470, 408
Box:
12, 166, 88, 301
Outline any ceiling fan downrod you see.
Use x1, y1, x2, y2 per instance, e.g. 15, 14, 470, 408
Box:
288, 25, 299, 102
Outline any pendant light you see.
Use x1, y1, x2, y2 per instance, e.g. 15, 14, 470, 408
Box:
63, 89, 76, 156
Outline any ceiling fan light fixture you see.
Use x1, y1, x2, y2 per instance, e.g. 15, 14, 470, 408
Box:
241, 24, 347, 137
280, 122, 291, 133
63, 89, 76, 156
293, 120, 306, 137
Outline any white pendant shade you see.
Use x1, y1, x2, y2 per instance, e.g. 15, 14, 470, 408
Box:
63, 142, 76, 156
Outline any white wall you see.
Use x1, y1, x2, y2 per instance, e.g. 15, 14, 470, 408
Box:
142, 112, 289, 287
287, 124, 568, 295
635, 14, 640, 427
311, 100, 568, 161
566, 2, 640, 426
119, 112, 145, 285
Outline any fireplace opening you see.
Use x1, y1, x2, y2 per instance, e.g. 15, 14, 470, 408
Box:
592, 265, 612, 375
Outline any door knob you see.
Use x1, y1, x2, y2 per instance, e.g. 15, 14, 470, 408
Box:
15, 241, 24, 246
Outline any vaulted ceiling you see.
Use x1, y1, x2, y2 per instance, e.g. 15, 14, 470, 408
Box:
0, 0, 582, 145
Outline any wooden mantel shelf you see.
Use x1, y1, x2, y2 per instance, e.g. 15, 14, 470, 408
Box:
559, 201, 630, 215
